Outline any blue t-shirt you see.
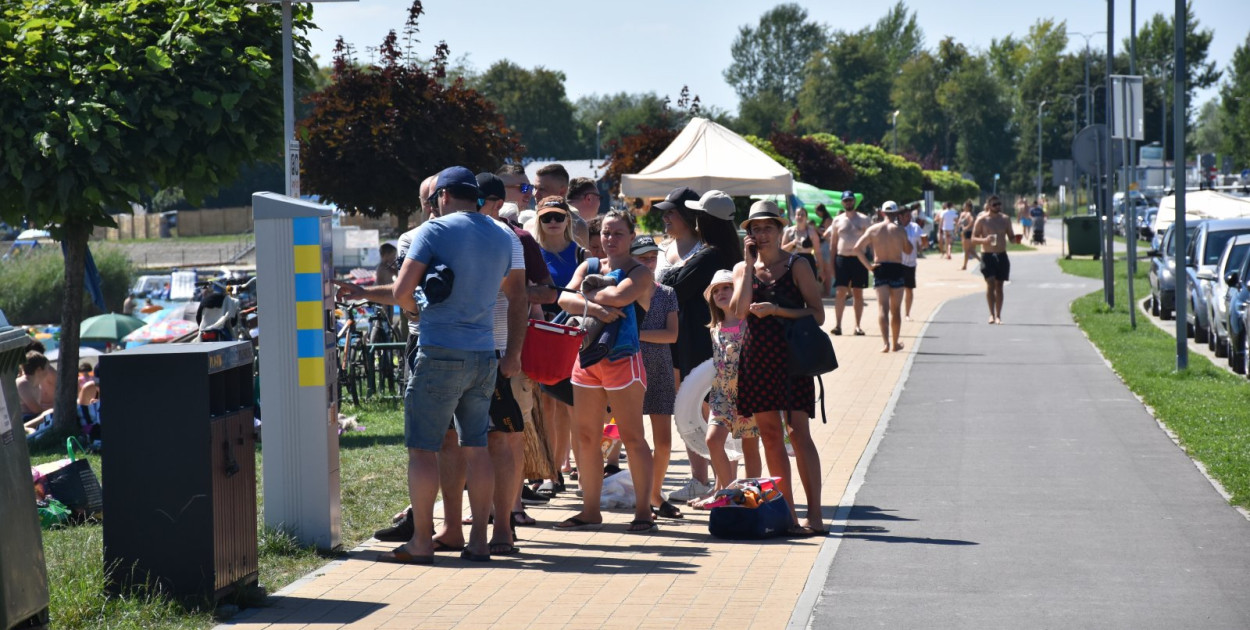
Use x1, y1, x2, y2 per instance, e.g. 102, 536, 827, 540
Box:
408, 211, 512, 351
542, 241, 581, 290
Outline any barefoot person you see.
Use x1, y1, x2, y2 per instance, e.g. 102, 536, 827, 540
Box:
971, 195, 1015, 324
826, 190, 870, 336
732, 200, 827, 536
853, 201, 913, 353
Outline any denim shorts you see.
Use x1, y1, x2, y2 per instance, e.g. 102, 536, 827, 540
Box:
404, 345, 497, 451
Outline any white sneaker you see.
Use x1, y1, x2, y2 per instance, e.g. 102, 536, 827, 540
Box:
668, 478, 713, 504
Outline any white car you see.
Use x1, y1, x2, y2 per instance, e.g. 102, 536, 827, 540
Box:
1204, 234, 1250, 357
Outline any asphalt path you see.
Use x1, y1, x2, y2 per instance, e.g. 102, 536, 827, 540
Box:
808, 252, 1250, 628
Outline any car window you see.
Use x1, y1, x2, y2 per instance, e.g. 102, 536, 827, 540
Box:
1229, 243, 1250, 276
1205, 229, 1250, 266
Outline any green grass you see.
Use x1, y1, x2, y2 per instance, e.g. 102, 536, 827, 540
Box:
1058, 256, 1250, 510
28, 398, 408, 629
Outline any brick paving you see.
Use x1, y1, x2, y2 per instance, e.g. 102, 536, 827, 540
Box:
220, 243, 1036, 630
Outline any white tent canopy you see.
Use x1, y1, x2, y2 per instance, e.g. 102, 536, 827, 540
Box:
620, 117, 793, 198
1153, 190, 1250, 235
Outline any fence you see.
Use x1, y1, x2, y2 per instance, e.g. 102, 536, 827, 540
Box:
93, 207, 253, 240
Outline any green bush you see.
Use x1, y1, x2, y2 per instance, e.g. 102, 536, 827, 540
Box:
742, 135, 801, 178
842, 143, 924, 207
924, 170, 981, 205
0, 244, 134, 325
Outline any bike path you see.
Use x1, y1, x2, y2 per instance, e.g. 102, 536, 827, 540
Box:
807, 252, 1250, 628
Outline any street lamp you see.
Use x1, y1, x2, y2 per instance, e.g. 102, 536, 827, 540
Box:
993, 173, 1000, 195
596, 120, 603, 161
892, 110, 900, 154
1037, 100, 1049, 200
1069, 31, 1106, 126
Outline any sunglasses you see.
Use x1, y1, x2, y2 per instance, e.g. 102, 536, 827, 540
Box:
516, 184, 535, 194
540, 213, 567, 224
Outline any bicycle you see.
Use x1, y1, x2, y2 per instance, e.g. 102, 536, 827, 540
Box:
361, 303, 399, 399
334, 301, 370, 408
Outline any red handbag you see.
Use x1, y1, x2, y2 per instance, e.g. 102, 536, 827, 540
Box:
521, 317, 584, 385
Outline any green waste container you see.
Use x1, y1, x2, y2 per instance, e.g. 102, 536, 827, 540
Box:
1065, 215, 1102, 258
0, 322, 50, 630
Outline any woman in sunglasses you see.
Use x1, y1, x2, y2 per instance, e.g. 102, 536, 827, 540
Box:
535, 197, 584, 313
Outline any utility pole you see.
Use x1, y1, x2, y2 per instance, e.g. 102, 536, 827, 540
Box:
1037, 100, 1048, 202
892, 110, 900, 154
1071, 30, 1105, 214
1102, 2, 1116, 307
1173, 0, 1188, 370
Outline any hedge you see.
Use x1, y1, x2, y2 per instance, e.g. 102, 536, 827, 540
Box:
924, 170, 981, 205
0, 245, 134, 325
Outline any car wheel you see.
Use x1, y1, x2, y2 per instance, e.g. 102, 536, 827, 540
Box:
1214, 334, 1227, 357
1151, 296, 1160, 317
1227, 336, 1242, 372
1244, 333, 1250, 379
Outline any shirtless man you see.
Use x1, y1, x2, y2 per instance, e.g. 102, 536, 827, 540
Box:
971, 195, 1016, 324
853, 201, 913, 353
826, 190, 871, 336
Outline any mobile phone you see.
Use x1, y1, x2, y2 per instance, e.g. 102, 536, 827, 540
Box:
748, 244, 757, 257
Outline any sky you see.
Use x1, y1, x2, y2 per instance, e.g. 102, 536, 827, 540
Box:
303, 0, 1247, 114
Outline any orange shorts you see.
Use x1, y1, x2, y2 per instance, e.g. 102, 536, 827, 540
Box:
571, 353, 647, 391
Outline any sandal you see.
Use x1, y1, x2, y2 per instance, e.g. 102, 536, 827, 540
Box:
511, 511, 536, 527
377, 545, 433, 565
627, 519, 659, 533
651, 500, 684, 519
553, 516, 603, 531
488, 542, 519, 556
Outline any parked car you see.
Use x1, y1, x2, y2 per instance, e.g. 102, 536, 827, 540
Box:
1184, 218, 1250, 343
1202, 234, 1250, 358
1139, 209, 1159, 241
1147, 223, 1200, 320
1223, 242, 1250, 374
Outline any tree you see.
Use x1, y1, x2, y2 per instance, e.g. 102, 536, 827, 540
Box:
842, 143, 924, 206
1192, 99, 1225, 156
575, 91, 671, 156
798, 31, 892, 142
723, 3, 828, 106
863, 1, 924, 77
735, 91, 796, 138
474, 61, 579, 158
0, 0, 308, 433
890, 38, 972, 165
937, 55, 1015, 188
924, 170, 981, 204
769, 132, 854, 191
300, 4, 521, 232
1132, 2, 1220, 155
742, 136, 800, 179
1219, 33, 1250, 167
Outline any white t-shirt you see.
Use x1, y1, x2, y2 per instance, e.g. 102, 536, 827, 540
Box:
396, 227, 421, 337
902, 222, 924, 267
492, 220, 525, 352
941, 209, 959, 231
655, 240, 704, 280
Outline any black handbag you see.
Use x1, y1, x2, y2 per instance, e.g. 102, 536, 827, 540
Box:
785, 315, 838, 424
44, 438, 103, 520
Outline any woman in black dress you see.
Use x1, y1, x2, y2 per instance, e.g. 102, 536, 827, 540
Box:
731, 200, 828, 535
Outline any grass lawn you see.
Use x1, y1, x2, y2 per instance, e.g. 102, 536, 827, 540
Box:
1058, 256, 1250, 510
28, 399, 408, 629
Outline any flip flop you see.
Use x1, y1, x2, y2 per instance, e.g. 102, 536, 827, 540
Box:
432, 539, 464, 553
853, 329, 866, 336
553, 516, 603, 531
377, 545, 433, 565
651, 500, 684, 519
830, 326, 842, 336
627, 519, 659, 533
511, 511, 536, 527
489, 542, 519, 556
785, 525, 828, 538
460, 549, 490, 562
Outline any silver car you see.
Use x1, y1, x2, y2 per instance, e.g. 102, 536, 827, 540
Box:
1147, 224, 1199, 320
1202, 234, 1250, 358
1185, 218, 1250, 344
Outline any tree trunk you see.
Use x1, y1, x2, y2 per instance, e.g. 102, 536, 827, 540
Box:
53, 221, 89, 435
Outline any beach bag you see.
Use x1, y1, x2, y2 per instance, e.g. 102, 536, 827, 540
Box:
522, 258, 598, 384
707, 478, 793, 540
785, 314, 838, 425
40, 438, 103, 520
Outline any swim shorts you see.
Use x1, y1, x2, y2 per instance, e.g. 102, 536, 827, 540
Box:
902, 264, 917, 289
834, 255, 869, 288
873, 262, 907, 289
981, 251, 1010, 281
572, 352, 647, 391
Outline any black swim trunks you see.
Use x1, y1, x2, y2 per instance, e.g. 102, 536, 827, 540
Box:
981, 251, 1010, 281
902, 264, 917, 289
835, 255, 869, 288
873, 262, 907, 289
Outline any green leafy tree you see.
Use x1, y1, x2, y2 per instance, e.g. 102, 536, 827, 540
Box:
1002, 19, 1069, 193
842, 143, 924, 206
735, 91, 797, 138
924, 170, 981, 204
769, 132, 854, 191
889, 37, 970, 162
1219, 33, 1250, 167
798, 31, 892, 142
1192, 99, 1225, 156
936, 55, 1015, 188
742, 136, 800, 179
863, 1, 924, 77
300, 5, 521, 233
575, 92, 671, 156
474, 61, 579, 158
1132, 2, 1220, 155
723, 3, 828, 105
0, 0, 307, 433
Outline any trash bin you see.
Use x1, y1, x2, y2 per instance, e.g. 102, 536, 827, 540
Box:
1065, 215, 1102, 258
0, 323, 51, 630
99, 341, 258, 603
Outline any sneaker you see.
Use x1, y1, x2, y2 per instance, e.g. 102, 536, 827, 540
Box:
667, 478, 713, 504
521, 485, 550, 505
373, 508, 413, 542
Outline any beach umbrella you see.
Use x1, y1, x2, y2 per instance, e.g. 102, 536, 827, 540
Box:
79, 313, 147, 342
123, 319, 198, 343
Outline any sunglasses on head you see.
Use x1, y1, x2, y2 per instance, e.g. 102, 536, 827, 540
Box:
540, 213, 567, 224
516, 184, 534, 194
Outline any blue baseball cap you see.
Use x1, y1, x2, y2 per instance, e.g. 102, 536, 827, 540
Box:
841, 190, 855, 199
434, 166, 480, 197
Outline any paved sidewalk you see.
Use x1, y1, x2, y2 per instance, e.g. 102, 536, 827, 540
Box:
808, 250, 1250, 628
220, 247, 989, 630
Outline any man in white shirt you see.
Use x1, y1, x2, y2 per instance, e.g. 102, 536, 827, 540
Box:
900, 206, 928, 321
940, 202, 959, 260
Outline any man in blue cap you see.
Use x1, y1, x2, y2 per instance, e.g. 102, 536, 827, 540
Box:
383, 165, 526, 563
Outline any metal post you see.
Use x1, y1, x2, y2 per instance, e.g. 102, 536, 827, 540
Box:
1128, 0, 1139, 330
1103, 3, 1116, 307
1037, 100, 1047, 201
1173, 0, 1188, 370
282, 0, 295, 197
596, 120, 603, 161
892, 110, 900, 153
1121, 79, 1136, 329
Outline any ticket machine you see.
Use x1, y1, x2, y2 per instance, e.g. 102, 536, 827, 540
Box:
253, 192, 340, 550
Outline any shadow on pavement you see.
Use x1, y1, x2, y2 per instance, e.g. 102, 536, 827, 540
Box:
247, 597, 385, 625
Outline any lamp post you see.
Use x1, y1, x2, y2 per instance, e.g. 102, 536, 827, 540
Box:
892, 110, 900, 154
993, 173, 1000, 195
1069, 31, 1106, 127
1037, 100, 1049, 200
596, 120, 603, 161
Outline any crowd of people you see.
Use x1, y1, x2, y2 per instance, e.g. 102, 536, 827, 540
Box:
15, 340, 101, 447
332, 160, 1034, 563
